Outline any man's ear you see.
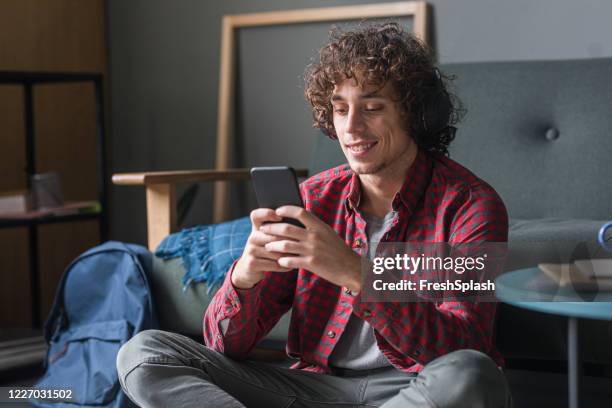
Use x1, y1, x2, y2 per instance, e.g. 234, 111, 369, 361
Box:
398, 107, 415, 137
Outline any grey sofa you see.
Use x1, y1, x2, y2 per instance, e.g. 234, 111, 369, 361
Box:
149, 58, 612, 397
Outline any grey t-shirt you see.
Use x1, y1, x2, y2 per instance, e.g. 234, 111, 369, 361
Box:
328, 211, 396, 370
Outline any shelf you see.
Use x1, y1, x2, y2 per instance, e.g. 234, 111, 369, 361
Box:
0, 70, 108, 329
0, 201, 101, 228
0, 71, 102, 84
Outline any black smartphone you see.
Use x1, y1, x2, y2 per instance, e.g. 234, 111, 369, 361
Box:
250, 166, 305, 228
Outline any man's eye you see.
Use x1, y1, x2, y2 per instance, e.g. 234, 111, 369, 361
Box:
333, 107, 347, 114
365, 106, 383, 112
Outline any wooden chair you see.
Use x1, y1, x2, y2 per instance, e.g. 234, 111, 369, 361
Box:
111, 3, 427, 250
111, 168, 308, 251
112, 168, 309, 361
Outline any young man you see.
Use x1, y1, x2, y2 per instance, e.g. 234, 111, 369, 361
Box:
117, 23, 512, 407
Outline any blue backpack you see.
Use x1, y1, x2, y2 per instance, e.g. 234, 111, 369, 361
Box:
33, 241, 158, 407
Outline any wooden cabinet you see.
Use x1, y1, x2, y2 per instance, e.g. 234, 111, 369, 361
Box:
0, 1, 108, 329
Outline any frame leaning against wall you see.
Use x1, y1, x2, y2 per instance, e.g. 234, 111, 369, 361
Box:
213, 1, 430, 222
112, 1, 430, 251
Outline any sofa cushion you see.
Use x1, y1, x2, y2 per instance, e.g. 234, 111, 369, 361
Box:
509, 218, 607, 242
445, 59, 612, 220
506, 218, 610, 272
150, 256, 291, 341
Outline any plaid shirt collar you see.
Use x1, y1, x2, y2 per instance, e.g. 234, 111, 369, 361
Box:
345, 149, 433, 217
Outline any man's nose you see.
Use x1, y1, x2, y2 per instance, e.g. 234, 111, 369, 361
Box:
346, 109, 365, 134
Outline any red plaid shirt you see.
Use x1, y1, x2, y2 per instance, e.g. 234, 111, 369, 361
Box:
203, 150, 508, 373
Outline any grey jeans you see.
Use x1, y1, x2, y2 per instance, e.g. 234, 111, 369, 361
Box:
117, 330, 512, 408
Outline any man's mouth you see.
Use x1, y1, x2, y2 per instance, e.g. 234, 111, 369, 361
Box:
346, 141, 378, 156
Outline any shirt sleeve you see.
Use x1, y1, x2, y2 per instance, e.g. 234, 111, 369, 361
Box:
202, 260, 297, 359
352, 181, 508, 366
203, 181, 309, 359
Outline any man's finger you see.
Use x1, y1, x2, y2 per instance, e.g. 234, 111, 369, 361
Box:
250, 208, 282, 229
275, 205, 318, 229
251, 246, 289, 261
277, 255, 308, 270
249, 230, 286, 246
259, 222, 307, 240
265, 240, 304, 255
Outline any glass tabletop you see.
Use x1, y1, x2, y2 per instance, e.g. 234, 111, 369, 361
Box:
495, 267, 612, 321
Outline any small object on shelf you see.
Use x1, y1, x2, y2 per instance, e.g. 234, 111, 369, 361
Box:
0, 190, 31, 214
31, 171, 64, 209
0, 201, 101, 221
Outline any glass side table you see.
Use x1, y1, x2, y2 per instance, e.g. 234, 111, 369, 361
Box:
495, 267, 612, 408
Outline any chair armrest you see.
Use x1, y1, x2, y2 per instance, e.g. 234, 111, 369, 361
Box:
112, 167, 308, 250
114, 168, 249, 186
113, 168, 309, 185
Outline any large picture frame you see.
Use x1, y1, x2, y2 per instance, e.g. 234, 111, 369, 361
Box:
213, 1, 430, 221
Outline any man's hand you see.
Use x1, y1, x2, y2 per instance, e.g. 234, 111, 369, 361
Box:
232, 209, 294, 289
260, 205, 363, 292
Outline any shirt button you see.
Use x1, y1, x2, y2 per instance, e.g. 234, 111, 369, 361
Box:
327, 330, 336, 339
353, 238, 363, 248
363, 309, 372, 318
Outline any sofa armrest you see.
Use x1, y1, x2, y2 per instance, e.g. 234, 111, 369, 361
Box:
112, 168, 308, 250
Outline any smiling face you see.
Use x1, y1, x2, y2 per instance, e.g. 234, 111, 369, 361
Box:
331, 78, 417, 176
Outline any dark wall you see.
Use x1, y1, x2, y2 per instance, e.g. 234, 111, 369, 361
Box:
107, 0, 612, 244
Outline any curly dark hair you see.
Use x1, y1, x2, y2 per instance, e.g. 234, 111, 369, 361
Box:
304, 22, 462, 155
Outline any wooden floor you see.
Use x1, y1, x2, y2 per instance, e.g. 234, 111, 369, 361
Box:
1, 337, 611, 408
2, 368, 612, 407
